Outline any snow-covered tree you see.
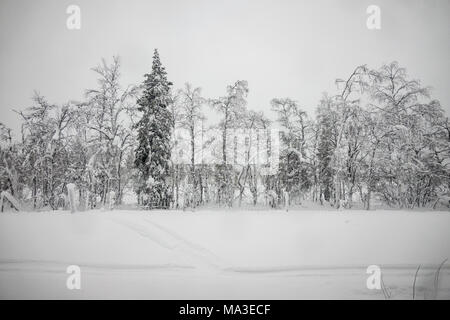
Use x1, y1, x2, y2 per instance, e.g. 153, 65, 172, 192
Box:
84, 56, 139, 207
13, 94, 76, 209
271, 98, 311, 204
368, 62, 448, 208
209, 80, 249, 206
134, 49, 173, 208
0, 123, 20, 198
176, 83, 205, 208
316, 94, 338, 203
235, 110, 270, 206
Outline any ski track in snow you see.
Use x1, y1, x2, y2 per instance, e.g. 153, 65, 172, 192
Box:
2, 258, 448, 280
0, 259, 194, 274
225, 264, 450, 276
107, 215, 227, 271
106, 214, 450, 279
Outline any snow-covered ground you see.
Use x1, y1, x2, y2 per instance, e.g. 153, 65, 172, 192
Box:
1, 208, 449, 299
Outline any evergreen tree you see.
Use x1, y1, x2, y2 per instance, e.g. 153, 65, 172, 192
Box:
134, 49, 173, 208
316, 95, 336, 202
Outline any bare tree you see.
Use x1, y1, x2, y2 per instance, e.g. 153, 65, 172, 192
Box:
177, 83, 205, 208
84, 56, 139, 205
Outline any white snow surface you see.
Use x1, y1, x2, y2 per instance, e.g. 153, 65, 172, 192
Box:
0, 209, 449, 299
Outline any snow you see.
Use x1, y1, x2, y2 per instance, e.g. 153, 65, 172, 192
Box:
0, 191, 21, 212
0, 209, 449, 299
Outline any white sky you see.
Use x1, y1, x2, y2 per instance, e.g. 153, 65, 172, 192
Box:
1, 0, 449, 134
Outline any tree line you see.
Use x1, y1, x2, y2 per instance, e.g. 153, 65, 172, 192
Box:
1, 50, 449, 211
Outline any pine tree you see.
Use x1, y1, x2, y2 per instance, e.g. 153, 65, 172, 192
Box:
134, 49, 173, 208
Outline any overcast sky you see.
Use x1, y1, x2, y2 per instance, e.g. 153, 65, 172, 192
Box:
1, 0, 449, 134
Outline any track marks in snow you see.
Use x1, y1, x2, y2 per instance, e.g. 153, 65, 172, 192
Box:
0, 258, 194, 274
143, 217, 227, 266
108, 215, 227, 271
107, 217, 177, 250
225, 264, 450, 275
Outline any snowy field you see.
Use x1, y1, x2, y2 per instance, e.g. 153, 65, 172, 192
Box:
1, 209, 450, 299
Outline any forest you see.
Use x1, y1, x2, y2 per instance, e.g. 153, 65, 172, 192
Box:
1, 49, 449, 211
